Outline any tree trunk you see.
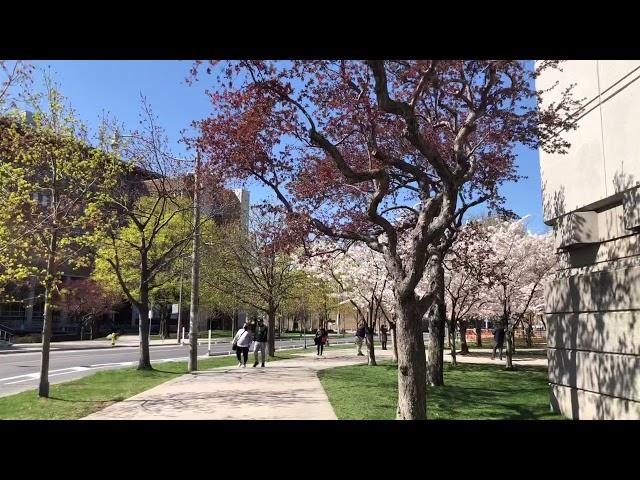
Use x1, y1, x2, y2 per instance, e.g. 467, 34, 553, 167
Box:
366, 317, 376, 366
390, 321, 398, 363
427, 259, 445, 386
188, 152, 202, 373
427, 303, 445, 386
267, 307, 276, 357
137, 260, 152, 370
395, 296, 427, 420
475, 322, 482, 347
136, 302, 152, 370
459, 320, 469, 355
505, 317, 514, 370
38, 232, 57, 398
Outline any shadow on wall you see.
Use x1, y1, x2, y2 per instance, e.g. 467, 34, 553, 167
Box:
612, 167, 637, 195
546, 204, 639, 418
542, 180, 567, 222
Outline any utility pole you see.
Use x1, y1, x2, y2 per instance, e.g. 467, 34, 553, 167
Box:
188, 151, 201, 373
176, 256, 184, 344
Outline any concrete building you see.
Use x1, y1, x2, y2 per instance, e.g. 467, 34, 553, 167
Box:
537, 60, 640, 419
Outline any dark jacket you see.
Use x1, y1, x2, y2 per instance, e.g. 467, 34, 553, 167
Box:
356, 326, 366, 338
253, 324, 268, 342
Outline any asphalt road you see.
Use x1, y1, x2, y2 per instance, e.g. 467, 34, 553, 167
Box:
0, 337, 355, 398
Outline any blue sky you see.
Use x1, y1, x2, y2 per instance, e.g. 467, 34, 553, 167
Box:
27, 60, 549, 233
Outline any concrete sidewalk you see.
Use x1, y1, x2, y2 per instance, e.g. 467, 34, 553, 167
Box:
444, 348, 548, 367
82, 347, 547, 421
84, 348, 392, 420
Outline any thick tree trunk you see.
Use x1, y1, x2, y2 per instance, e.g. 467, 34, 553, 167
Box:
390, 322, 398, 363
38, 235, 57, 398
460, 320, 469, 354
137, 303, 152, 370
267, 308, 276, 357
427, 259, 445, 386
366, 319, 376, 366
427, 303, 445, 386
395, 296, 427, 420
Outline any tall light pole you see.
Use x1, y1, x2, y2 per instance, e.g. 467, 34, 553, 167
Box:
176, 255, 185, 344
188, 151, 202, 373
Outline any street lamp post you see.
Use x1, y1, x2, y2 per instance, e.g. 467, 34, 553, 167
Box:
188, 151, 202, 373
177, 256, 185, 344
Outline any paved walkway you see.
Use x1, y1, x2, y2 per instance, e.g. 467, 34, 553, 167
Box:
82, 346, 546, 420
84, 347, 392, 420
444, 348, 548, 367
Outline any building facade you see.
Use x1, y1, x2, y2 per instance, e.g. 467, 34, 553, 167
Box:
538, 60, 640, 419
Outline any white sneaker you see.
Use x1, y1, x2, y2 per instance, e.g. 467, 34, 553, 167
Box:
242, 364, 246, 368
238, 362, 242, 367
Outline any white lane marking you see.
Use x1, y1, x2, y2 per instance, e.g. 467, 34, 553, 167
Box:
0, 363, 135, 384
0, 342, 338, 385
4, 366, 92, 384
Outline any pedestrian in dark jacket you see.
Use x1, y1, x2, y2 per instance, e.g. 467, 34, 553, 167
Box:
315, 327, 327, 356
379, 324, 388, 350
252, 318, 269, 367
491, 324, 506, 360
355, 323, 366, 356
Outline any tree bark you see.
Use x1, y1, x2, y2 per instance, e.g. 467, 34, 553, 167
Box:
427, 304, 445, 386
427, 259, 446, 386
38, 231, 57, 398
135, 244, 153, 369
395, 296, 427, 420
137, 280, 152, 370
389, 321, 398, 363
267, 307, 276, 357
366, 316, 376, 366
475, 322, 482, 348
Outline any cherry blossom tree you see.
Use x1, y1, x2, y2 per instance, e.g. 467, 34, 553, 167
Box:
305, 241, 396, 365
193, 60, 578, 419
443, 220, 494, 364
478, 216, 556, 368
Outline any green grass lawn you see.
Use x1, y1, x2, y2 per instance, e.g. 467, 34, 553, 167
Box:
0, 351, 303, 420
318, 362, 563, 420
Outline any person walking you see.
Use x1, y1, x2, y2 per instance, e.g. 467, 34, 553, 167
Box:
491, 323, 506, 360
315, 326, 327, 356
355, 322, 366, 356
379, 324, 388, 350
232, 323, 253, 368
252, 318, 268, 367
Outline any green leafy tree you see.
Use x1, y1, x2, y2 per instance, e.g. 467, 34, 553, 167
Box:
0, 78, 118, 397
200, 213, 302, 356
92, 195, 194, 369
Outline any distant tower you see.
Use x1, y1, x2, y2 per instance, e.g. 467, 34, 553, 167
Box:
233, 188, 250, 231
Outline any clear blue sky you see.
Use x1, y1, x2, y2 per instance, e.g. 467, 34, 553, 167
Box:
28, 60, 549, 233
